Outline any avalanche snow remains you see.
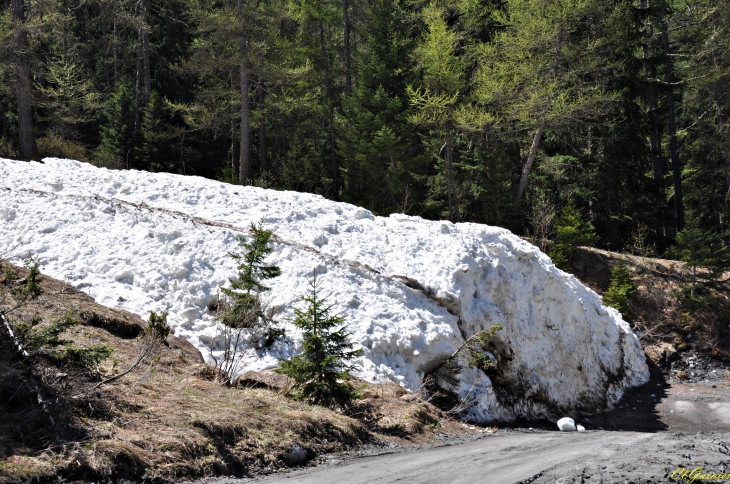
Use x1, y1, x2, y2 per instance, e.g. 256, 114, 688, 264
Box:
0, 158, 648, 422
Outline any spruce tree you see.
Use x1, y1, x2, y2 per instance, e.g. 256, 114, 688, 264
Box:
219, 222, 281, 331
211, 223, 282, 385
94, 81, 136, 168
668, 213, 730, 299
278, 271, 362, 409
603, 261, 637, 317
549, 203, 598, 270
339, 0, 422, 213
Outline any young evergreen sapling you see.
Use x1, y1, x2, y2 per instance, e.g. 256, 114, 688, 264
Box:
549, 204, 598, 270
668, 213, 730, 303
602, 261, 637, 318
212, 223, 282, 385
277, 271, 362, 409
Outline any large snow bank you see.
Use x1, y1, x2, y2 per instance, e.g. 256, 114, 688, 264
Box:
0, 158, 648, 421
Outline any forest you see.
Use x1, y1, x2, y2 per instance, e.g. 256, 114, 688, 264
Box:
1, 0, 729, 253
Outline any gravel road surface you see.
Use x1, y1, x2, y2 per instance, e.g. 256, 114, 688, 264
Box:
192, 379, 730, 484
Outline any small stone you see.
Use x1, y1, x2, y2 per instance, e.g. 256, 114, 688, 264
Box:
287, 445, 309, 467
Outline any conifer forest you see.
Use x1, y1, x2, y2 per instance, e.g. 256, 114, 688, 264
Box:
2, 0, 729, 253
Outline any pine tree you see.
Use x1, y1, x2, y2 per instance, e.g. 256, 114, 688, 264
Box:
408, 2, 466, 222
278, 271, 362, 408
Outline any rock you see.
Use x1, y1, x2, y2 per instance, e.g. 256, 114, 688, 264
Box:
287, 445, 310, 466
644, 343, 678, 367
557, 417, 576, 431
576, 425, 585, 432
676, 370, 689, 381
234, 370, 294, 391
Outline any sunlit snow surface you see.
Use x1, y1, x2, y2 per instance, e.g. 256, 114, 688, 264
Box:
0, 158, 648, 421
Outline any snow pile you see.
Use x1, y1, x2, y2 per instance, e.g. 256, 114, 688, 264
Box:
0, 158, 649, 422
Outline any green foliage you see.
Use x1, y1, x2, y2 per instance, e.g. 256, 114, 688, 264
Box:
602, 261, 636, 317
2, 0, 730, 256
667, 213, 730, 303
219, 223, 282, 335
12, 313, 77, 354
465, 323, 504, 373
338, 0, 424, 215
211, 224, 283, 385
144, 310, 171, 340
277, 271, 362, 409
94, 82, 136, 169
36, 133, 89, 162
10, 311, 112, 374
11, 256, 43, 303
36, 56, 100, 141
549, 204, 598, 269
51, 344, 113, 375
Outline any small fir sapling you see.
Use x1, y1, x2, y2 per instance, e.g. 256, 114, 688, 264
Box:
667, 213, 730, 305
549, 203, 598, 270
602, 261, 637, 318
277, 270, 362, 409
212, 222, 282, 385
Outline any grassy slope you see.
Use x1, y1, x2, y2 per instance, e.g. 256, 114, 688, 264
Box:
570, 247, 730, 358
0, 264, 471, 483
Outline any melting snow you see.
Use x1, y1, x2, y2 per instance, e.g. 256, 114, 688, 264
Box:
0, 158, 649, 422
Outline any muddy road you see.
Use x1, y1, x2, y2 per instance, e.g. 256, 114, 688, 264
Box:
193, 374, 730, 484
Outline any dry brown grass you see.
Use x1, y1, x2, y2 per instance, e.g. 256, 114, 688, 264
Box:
1, 264, 476, 483
570, 247, 730, 357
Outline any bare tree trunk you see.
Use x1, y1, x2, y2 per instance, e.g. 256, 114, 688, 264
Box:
717, 98, 730, 227
343, 0, 351, 97
660, 0, 683, 231
135, 27, 143, 135
514, 119, 546, 204
238, 0, 251, 185
101, 1, 111, 91
445, 123, 460, 222
641, 1, 665, 237
113, 12, 118, 83
711, 39, 730, 229
258, 81, 268, 172
319, 22, 339, 200
141, 0, 151, 101
11, 0, 36, 160
513, 26, 562, 203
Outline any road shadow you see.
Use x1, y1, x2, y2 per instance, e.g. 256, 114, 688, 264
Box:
497, 360, 670, 433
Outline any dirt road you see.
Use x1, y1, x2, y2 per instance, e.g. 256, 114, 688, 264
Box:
192, 380, 730, 484
195, 429, 728, 484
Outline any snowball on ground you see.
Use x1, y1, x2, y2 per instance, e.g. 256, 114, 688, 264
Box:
0, 158, 649, 422
558, 417, 577, 432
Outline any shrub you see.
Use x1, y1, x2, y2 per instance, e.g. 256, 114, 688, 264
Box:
277, 271, 362, 409
36, 133, 89, 162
